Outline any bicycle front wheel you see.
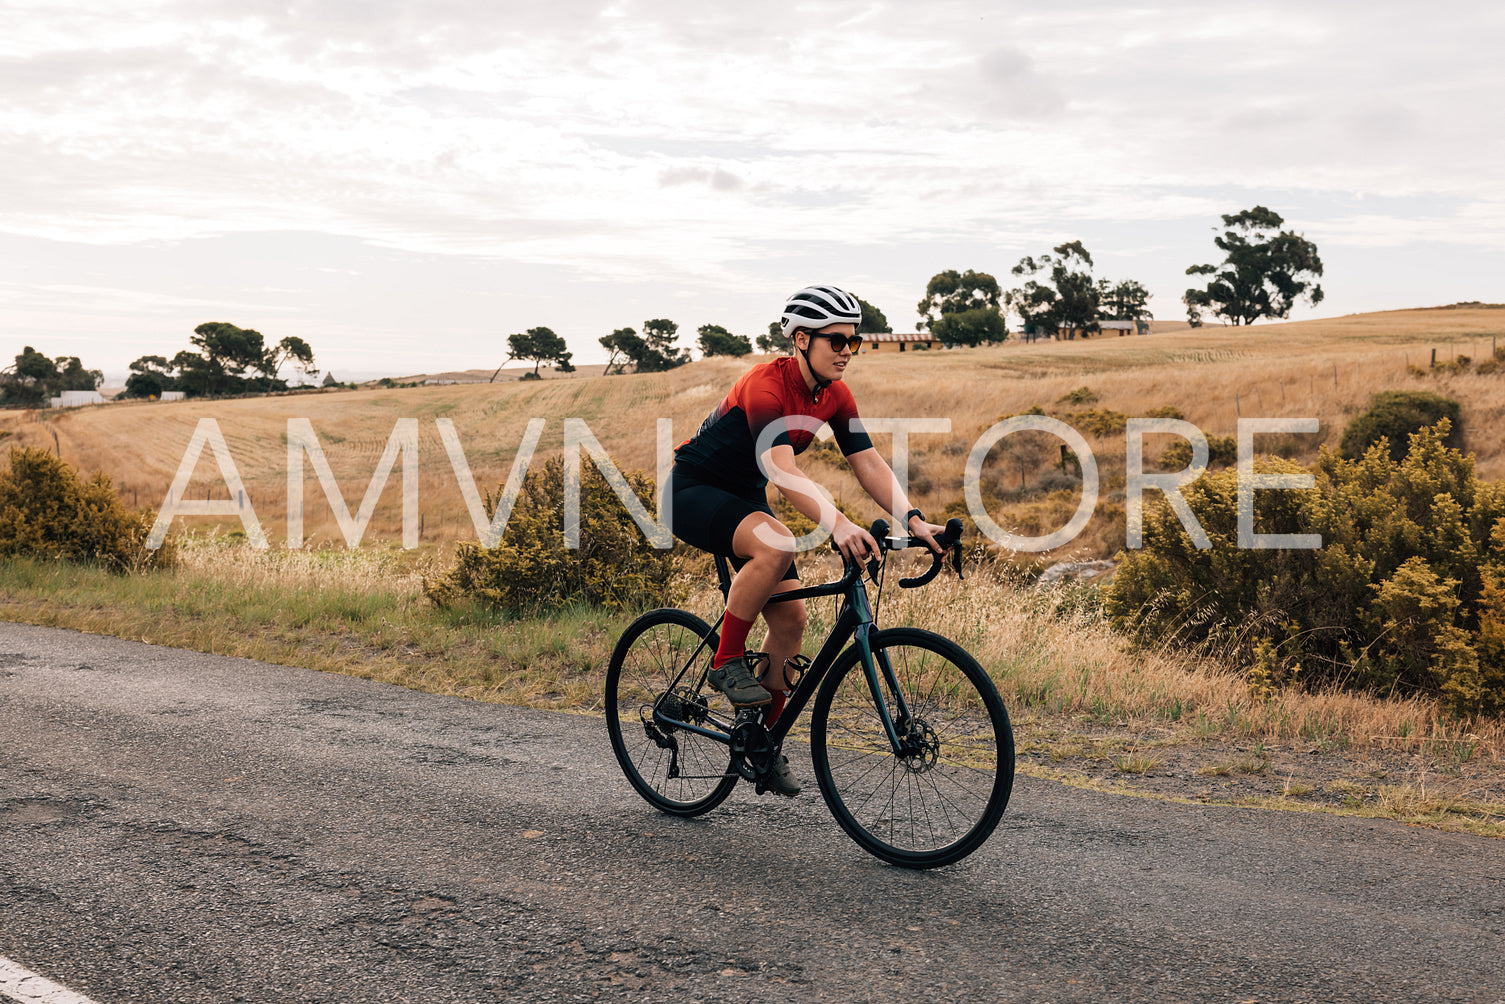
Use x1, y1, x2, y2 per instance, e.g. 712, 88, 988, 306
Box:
605, 608, 738, 816
811, 627, 1014, 868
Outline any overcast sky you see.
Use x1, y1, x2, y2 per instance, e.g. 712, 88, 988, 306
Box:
3, 0, 1502, 381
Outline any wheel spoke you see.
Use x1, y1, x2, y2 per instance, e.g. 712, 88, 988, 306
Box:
606, 610, 737, 816
811, 628, 1014, 867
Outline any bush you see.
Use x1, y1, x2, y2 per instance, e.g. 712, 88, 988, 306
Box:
1107, 423, 1505, 716
1339, 390, 1462, 462
1160, 434, 1237, 472
1073, 408, 1128, 437
0, 447, 170, 570
425, 455, 679, 614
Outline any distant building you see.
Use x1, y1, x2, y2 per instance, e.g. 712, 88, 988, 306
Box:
1054, 319, 1143, 340
862, 332, 936, 353
159, 391, 186, 402
50, 390, 106, 408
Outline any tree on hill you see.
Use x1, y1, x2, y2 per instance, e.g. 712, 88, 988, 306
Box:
186, 321, 269, 387
600, 327, 647, 375
697, 324, 753, 358
600, 319, 689, 373
1006, 240, 1100, 338
856, 297, 891, 333
1099, 279, 1154, 325
639, 318, 690, 371
916, 270, 1007, 347
169, 321, 320, 396
121, 355, 177, 399
1183, 206, 1324, 326
0, 346, 103, 407
756, 322, 793, 354
506, 326, 575, 380
265, 335, 319, 383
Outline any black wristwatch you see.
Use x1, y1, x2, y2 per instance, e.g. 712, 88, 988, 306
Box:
904, 508, 925, 529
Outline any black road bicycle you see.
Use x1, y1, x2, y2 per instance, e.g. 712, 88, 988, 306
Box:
605, 518, 1015, 869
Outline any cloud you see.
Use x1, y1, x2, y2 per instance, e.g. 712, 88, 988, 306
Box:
657, 166, 743, 191
2, 0, 1504, 374
975, 47, 1066, 119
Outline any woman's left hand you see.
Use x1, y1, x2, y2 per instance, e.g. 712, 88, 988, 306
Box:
906, 514, 947, 554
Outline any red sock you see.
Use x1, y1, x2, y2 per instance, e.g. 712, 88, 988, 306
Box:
765, 687, 787, 726
714, 611, 756, 667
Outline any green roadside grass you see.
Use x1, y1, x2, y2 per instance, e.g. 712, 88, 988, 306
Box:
0, 552, 626, 713
1, 543, 1500, 838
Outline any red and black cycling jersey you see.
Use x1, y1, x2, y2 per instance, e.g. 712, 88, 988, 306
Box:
674, 355, 874, 494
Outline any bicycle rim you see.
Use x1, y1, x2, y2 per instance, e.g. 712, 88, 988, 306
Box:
605, 608, 738, 816
811, 627, 1014, 868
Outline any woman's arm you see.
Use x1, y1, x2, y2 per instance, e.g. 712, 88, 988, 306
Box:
846, 447, 944, 550
761, 444, 878, 565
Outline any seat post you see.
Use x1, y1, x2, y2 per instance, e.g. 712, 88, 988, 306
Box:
714, 554, 733, 601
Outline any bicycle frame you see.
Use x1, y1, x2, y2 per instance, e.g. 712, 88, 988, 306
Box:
648, 554, 915, 757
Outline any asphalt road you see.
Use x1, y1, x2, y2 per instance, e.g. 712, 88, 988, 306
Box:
0, 621, 1501, 1003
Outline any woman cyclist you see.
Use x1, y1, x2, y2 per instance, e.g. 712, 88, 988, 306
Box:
668, 284, 945, 796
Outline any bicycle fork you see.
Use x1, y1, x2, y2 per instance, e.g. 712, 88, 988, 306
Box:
852, 622, 918, 757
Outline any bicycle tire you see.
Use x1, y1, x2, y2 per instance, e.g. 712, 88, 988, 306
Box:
605, 608, 739, 816
810, 627, 1014, 868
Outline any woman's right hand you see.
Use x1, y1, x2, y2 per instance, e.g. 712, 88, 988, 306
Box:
830, 516, 879, 568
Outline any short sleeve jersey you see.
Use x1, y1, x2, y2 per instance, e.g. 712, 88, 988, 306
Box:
674, 356, 874, 494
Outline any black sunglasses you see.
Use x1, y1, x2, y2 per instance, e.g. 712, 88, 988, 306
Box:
803, 331, 864, 353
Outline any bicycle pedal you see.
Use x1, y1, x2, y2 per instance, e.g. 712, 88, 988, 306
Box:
753, 779, 799, 798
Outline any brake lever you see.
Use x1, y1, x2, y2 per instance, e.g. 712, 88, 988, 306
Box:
866, 518, 890, 580
898, 518, 965, 589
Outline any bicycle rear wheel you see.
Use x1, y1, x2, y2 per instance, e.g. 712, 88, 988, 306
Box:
605, 608, 738, 816
811, 627, 1014, 868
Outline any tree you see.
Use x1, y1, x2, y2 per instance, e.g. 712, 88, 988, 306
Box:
1099, 279, 1154, 327
121, 355, 177, 399
756, 322, 793, 354
931, 308, 1007, 347
916, 270, 1003, 335
190, 321, 268, 376
600, 327, 647, 375
0, 346, 103, 407
597, 321, 687, 373
506, 326, 575, 380
52, 356, 102, 392
1006, 241, 1100, 339
148, 321, 318, 398
856, 297, 891, 334
1183, 206, 1324, 326
14, 346, 58, 384
175, 321, 269, 396
638, 318, 689, 371
697, 324, 752, 358
265, 336, 319, 383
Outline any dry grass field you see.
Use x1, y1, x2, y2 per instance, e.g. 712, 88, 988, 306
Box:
5, 304, 1504, 561
5, 305, 1504, 835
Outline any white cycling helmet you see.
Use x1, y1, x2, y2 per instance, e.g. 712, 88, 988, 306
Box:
779, 285, 863, 336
